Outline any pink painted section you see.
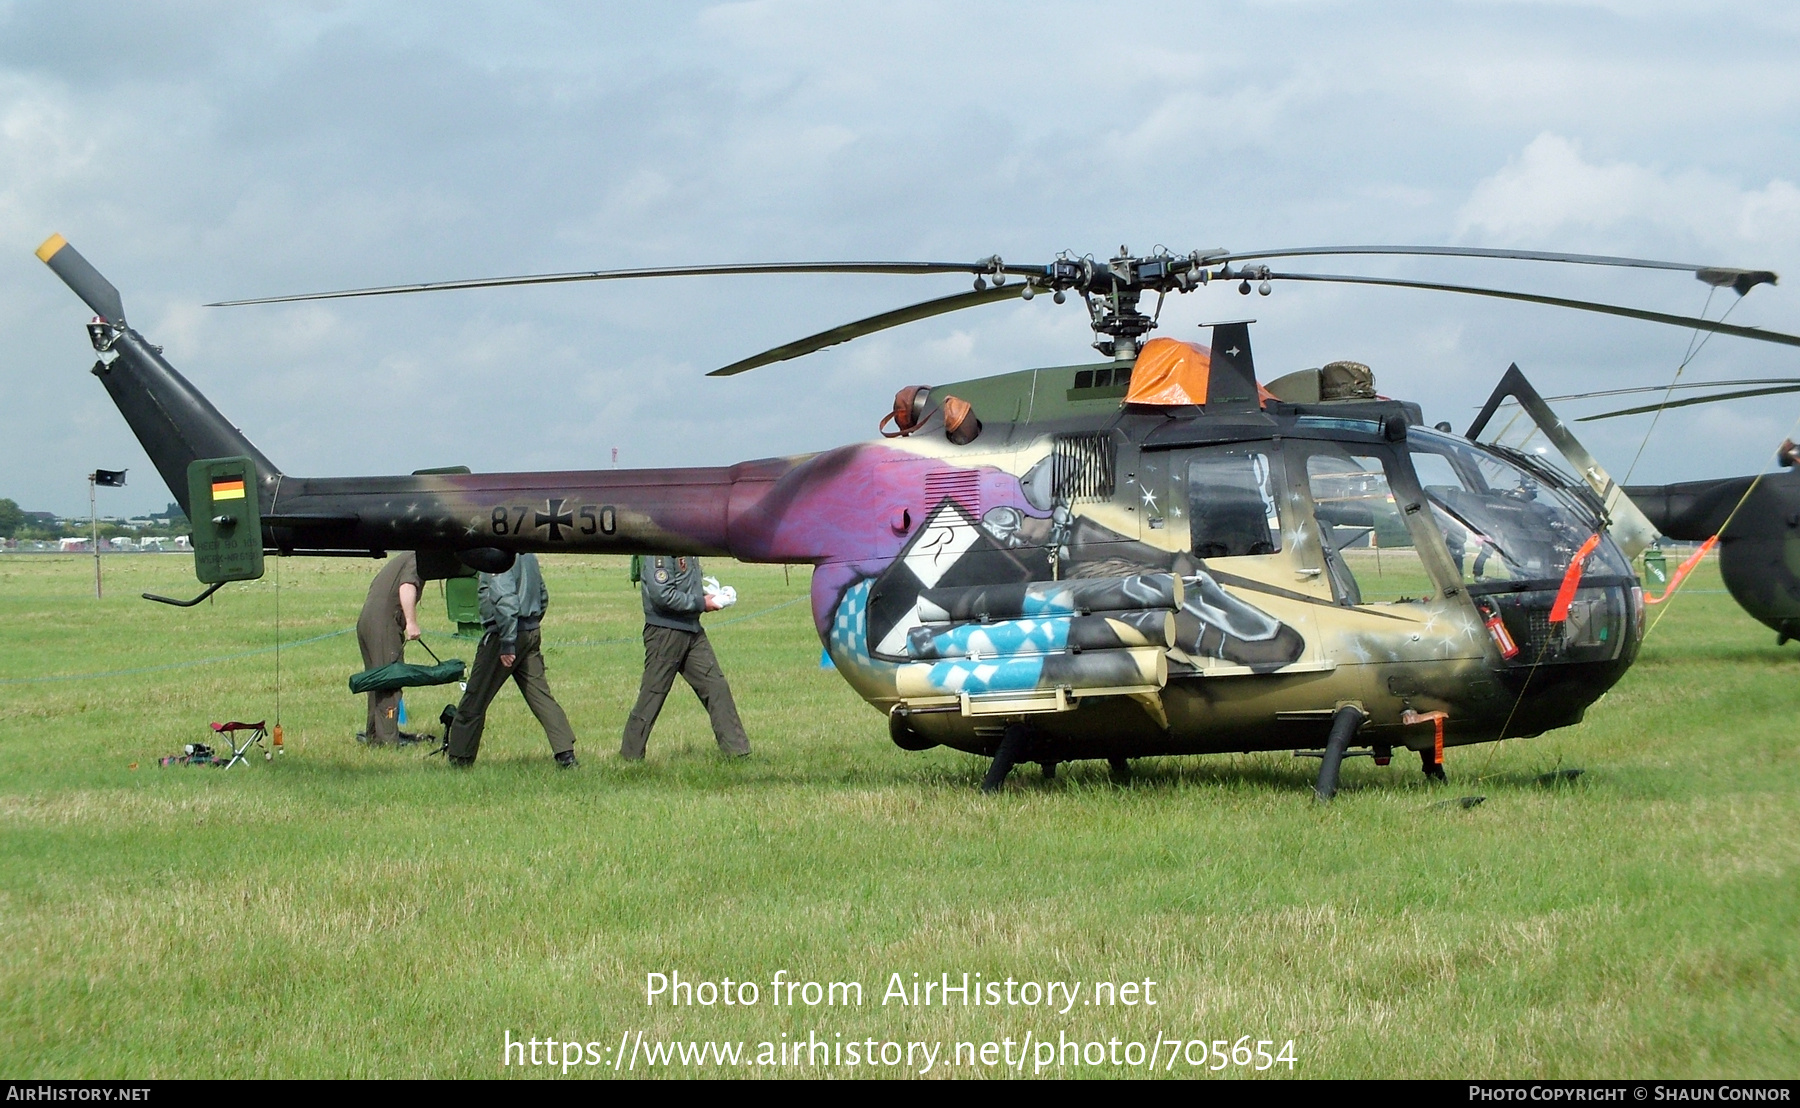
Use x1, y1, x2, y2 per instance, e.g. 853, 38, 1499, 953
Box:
725, 443, 1044, 636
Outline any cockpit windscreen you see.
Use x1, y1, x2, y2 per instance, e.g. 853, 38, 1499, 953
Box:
1407, 428, 1629, 585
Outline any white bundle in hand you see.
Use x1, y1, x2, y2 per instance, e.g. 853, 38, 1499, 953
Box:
703, 576, 738, 608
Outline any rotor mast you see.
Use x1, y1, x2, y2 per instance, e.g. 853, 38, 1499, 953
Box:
1085, 250, 1158, 360
1012, 246, 1223, 360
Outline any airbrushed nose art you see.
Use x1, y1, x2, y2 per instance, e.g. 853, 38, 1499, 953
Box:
800, 438, 1305, 705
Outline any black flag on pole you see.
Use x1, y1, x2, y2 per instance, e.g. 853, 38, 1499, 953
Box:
92, 469, 127, 487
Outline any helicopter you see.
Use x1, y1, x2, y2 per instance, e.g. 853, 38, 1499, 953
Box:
1624, 467, 1800, 643
1509, 381, 1800, 646
34, 235, 1800, 796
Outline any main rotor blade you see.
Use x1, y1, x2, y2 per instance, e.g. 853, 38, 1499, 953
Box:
1545, 378, 1800, 403
707, 283, 1027, 376
1264, 270, 1800, 349
208, 260, 1008, 307
1577, 384, 1800, 422
1213, 245, 1778, 292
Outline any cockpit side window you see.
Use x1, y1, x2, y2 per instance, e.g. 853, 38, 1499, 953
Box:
1187, 447, 1282, 559
1303, 447, 1437, 605
1410, 448, 1518, 583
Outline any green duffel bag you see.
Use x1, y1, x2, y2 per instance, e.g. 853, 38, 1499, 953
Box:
348, 659, 465, 695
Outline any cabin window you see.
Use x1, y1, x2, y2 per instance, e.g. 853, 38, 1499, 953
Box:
1187, 446, 1281, 558
1066, 366, 1132, 400
1304, 449, 1432, 605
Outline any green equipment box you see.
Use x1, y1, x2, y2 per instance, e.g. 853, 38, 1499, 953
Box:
187, 457, 263, 583
445, 576, 483, 638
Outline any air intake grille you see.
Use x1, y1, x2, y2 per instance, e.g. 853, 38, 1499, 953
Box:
924, 470, 982, 515
1053, 433, 1116, 502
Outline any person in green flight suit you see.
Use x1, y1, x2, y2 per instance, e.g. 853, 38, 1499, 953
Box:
445, 552, 580, 767
355, 551, 424, 746
620, 554, 750, 760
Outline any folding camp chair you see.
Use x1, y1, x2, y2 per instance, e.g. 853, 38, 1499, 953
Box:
210, 720, 269, 768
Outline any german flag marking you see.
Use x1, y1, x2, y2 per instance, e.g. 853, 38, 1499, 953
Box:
211, 478, 246, 501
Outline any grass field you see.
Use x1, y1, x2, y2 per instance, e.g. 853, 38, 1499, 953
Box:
1, 552, 1795, 1078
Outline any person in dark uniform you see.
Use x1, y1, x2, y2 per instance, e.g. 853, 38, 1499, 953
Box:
620, 555, 750, 760
356, 551, 423, 745
445, 552, 580, 767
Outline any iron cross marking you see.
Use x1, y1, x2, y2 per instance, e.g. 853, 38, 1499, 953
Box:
536, 497, 574, 541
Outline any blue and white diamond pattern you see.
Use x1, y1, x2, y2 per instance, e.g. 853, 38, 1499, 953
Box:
921, 656, 1046, 695
830, 579, 874, 667
920, 616, 1067, 659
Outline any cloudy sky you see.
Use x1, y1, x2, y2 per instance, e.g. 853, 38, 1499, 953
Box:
4, 1, 1798, 516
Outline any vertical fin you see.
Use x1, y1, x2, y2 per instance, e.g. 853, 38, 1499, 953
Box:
1205, 321, 1260, 413
38, 236, 280, 517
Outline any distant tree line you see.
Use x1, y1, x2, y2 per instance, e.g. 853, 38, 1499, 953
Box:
0, 498, 189, 541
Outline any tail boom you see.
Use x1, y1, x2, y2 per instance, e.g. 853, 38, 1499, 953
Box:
265, 458, 801, 560
39, 235, 839, 571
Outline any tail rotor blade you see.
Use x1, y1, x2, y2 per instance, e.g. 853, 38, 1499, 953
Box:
36, 235, 126, 325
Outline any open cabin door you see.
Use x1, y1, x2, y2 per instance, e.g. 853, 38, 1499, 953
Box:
1466, 365, 1658, 560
